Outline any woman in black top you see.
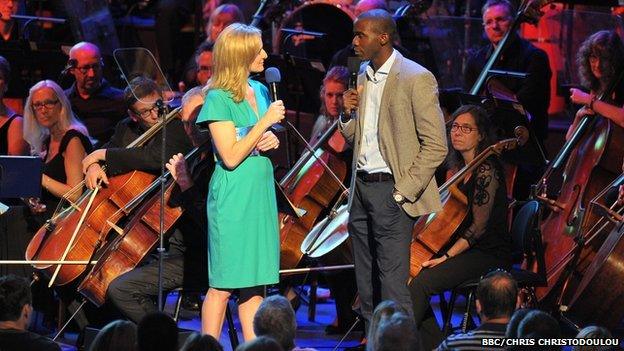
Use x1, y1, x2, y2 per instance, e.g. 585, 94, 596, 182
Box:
0, 56, 28, 156
409, 105, 511, 349
23, 80, 92, 219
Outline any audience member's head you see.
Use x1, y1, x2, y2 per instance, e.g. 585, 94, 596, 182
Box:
253, 295, 296, 351
475, 269, 518, 322
375, 312, 419, 351
137, 312, 178, 351
517, 310, 561, 350
573, 325, 613, 351
320, 66, 348, 118
23, 79, 89, 154
0, 275, 32, 330
505, 308, 531, 338
366, 300, 406, 351
88, 319, 137, 351
194, 41, 214, 86
69, 42, 104, 97
205, 4, 244, 43
235, 336, 284, 351
180, 332, 223, 351
354, 0, 388, 17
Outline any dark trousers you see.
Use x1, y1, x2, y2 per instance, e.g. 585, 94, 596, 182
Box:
155, 0, 193, 81
348, 177, 416, 331
107, 252, 186, 323
409, 249, 509, 350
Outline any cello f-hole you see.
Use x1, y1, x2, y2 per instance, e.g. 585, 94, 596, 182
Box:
566, 185, 582, 227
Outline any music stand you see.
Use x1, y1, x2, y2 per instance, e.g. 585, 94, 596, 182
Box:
0, 156, 43, 198
455, 93, 547, 166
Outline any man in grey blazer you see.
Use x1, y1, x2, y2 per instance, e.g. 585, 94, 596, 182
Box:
339, 9, 448, 335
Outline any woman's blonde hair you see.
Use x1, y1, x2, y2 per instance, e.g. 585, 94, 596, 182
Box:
23, 80, 90, 155
208, 23, 262, 102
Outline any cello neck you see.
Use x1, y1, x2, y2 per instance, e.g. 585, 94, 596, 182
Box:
278, 120, 339, 187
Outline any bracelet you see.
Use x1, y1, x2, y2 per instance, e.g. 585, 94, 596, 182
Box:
443, 252, 451, 259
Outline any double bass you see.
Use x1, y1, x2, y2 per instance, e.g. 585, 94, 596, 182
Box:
530, 65, 624, 304
25, 107, 182, 287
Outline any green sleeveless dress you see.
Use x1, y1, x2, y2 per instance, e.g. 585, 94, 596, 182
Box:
196, 79, 280, 288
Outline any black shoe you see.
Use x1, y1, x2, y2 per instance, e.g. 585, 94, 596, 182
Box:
344, 343, 366, 351
181, 294, 200, 311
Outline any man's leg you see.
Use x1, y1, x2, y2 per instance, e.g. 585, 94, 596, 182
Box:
369, 181, 415, 318
107, 254, 184, 323
348, 179, 374, 332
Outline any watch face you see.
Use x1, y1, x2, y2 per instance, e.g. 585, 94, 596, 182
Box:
394, 194, 403, 202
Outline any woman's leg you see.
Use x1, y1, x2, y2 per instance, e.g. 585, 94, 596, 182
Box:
201, 288, 231, 337
238, 286, 266, 341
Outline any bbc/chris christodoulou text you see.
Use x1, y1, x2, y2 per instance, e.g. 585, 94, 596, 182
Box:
482, 338, 621, 347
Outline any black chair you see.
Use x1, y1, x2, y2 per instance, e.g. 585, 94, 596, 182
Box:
441, 200, 547, 335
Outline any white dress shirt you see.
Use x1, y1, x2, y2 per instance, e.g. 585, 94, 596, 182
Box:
356, 49, 397, 174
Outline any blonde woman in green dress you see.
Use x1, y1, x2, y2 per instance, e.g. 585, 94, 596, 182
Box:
196, 23, 285, 341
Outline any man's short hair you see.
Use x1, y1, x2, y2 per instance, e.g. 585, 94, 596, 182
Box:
194, 41, 214, 66
0, 275, 31, 322
253, 295, 296, 351
123, 76, 163, 110
376, 312, 419, 351
357, 9, 397, 41
137, 312, 178, 351
481, 0, 515, 17
476, 270, 518, 320
517, 310, 561, 339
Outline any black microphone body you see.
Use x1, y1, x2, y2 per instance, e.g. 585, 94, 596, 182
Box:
264, 67, 285, 132
347, 56, 361, 119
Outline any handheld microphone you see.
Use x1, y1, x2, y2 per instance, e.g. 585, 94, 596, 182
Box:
347, 56, 361, 119
264, 67, 285, 132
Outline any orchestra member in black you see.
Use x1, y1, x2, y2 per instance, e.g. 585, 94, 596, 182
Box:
64, 42, 126, 147
106, 86, 212, 323
408, 105, 511, 350
82, 76, 193, 188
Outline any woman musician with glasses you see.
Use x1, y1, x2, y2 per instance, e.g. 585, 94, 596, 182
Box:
408, 105, 512, 349
22, 80, 93, 220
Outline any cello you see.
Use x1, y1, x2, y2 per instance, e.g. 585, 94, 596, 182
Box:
278, 120, 349, 269
409, 130, 528, 278
25, 107, 182, 287
77, 145, 208, 306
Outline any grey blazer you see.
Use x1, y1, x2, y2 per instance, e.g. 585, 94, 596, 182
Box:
340, 52, 448, 218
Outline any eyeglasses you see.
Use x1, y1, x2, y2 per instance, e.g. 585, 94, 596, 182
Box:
450, 123, 477, 134
32, 99, 59, 111
198, 65, 212, 73
74, 62, 102, 75
132, 105, 158, 118
483, 17, 511, 28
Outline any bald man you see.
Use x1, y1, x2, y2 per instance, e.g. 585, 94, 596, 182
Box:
64, 41, 125, 146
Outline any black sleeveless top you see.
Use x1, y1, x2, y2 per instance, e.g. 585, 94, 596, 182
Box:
41, 129, 92, 213
0, 112, 20, 155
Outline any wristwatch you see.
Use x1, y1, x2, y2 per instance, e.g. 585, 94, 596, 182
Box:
393, 191, 407, 205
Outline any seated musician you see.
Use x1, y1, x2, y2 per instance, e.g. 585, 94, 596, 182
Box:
567, 30, 624, 139
408, 105, 511, 350
23, 80, 92, 220
82, 76, 193, 189
106, 86, 213, 323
